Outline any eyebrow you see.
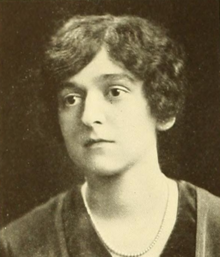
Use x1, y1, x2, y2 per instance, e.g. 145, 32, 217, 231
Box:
59, 81, 83, 91
98, 73, 136, 83
60, 73, 137, 91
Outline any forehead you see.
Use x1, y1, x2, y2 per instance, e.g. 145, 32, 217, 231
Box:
66, 47, 142, 87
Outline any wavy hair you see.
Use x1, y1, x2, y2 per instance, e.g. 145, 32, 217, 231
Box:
40, 15, 186, 138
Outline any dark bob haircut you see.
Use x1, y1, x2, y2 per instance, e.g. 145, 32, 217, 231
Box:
40, 15, 185, 138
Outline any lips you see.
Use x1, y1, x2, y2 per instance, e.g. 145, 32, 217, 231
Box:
84, 139, 114, 147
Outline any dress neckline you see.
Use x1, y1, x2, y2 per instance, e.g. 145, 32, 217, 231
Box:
62, 180, 196, 257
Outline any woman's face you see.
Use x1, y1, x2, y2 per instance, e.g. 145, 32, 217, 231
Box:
58, 48, 158, 177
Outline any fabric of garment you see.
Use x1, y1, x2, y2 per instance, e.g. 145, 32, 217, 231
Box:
0, 180, 220, 257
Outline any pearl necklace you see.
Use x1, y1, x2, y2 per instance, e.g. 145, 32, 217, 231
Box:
82, 181, 170, 257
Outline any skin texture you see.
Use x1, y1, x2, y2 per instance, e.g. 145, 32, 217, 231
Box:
58, 47, 159, 178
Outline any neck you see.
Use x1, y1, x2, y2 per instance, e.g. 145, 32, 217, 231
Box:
83, 154, 167, 220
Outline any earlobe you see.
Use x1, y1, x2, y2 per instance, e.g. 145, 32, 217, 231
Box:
156, 117, 176, 131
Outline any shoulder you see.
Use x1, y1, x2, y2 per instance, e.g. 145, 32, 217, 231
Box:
177, 180, 220, 228
178, 180, 220, 212
0, 192, 67, 257
179, 180, 220, 256
197, 185, 220, 207
194, 183, 220, 256
195, 184, 220, 226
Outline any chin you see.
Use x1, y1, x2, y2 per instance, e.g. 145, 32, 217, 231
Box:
71, 151, 135, 178
79, 159, 128, 178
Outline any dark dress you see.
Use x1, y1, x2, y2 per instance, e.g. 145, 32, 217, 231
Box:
62, 181, 196, 256
0, 181, 220, 257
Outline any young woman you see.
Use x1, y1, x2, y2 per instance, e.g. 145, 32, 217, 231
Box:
1, 15, 220, 257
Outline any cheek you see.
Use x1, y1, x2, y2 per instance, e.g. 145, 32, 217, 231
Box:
58, 116, 82, 160
114, 100, 153, 127
58, 113, 69, 136
58, 112, 79, 140
114, 104, 156, 144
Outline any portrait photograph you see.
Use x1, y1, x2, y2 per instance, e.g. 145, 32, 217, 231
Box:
0, 0, 220, 256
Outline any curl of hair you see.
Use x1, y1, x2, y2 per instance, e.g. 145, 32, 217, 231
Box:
41, 15, 186, 138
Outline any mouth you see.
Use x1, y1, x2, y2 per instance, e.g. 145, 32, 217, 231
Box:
84, 139, 114, 147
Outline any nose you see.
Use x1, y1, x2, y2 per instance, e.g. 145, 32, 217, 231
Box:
81, 93, 106, 127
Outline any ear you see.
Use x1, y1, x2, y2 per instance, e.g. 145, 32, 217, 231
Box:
156, 117, 176, 131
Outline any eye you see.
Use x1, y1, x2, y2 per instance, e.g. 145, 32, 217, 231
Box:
63, 94, 82, 106
110, 88, 122, 97
108, 86, 129, 99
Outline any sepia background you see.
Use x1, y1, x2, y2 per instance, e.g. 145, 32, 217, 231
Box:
1, 0, 220, 228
